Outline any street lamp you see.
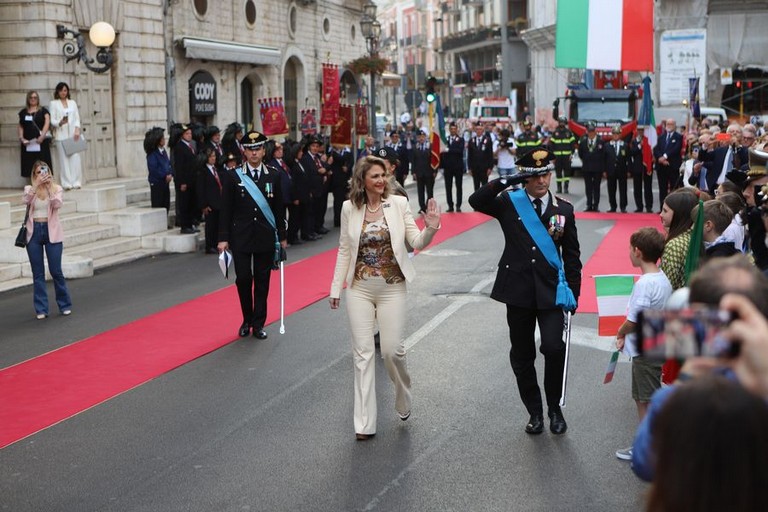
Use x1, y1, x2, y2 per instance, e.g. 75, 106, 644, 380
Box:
360, 1, 381, 138
56, 21, 116, 74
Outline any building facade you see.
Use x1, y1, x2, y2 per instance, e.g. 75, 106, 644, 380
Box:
0, 0, 368, 189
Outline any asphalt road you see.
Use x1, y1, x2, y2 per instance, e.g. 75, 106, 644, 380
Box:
1, 173, 653, 511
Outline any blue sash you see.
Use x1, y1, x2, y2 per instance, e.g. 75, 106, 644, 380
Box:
508, 189, 577, 312
235, 166, 283, 268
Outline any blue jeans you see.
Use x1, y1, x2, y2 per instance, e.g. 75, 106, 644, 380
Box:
26, 222, 71, 315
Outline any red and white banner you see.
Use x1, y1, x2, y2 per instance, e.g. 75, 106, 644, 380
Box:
355, 101, 369, 136
321, 63, 340, 126
300, 109, 318, 136
258, 97, 289, 138
330, 104, 352, 148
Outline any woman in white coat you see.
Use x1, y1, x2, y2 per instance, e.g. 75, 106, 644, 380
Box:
329, 156, 441, 440
49, 82, 83, 190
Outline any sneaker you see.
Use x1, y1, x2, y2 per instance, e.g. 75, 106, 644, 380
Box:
62, 310, 72, 316
36, 313, 47, 320
615, 447, 633, 461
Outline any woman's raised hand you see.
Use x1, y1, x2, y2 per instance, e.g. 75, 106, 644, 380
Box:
423, 198, 441, 229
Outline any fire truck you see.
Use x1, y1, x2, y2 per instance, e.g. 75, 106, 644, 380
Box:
553, 72, 641, 168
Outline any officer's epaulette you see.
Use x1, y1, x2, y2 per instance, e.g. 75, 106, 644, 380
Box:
264, 162, 281, 174
554, 195, 572, 205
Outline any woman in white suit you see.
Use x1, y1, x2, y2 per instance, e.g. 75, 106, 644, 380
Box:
49, 82, 83, 190
330, 156, 441, 440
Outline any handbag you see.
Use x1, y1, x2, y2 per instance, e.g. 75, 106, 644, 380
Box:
14, 204, 31, 248
61, 135, 88, 156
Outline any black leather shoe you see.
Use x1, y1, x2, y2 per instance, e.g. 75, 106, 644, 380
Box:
525, 414, 544, 435
317, 227, 330, 234
634, 208, 643, 213
646, 207, 654, 213
456, 206, 462, 212
180, 228, 196, 234
288, 238, 303, 245
254, 329, 268, 340
548, 408, 568, 435
608, 208, 617, 213
238, 322, 251, 337
446, 207, 454, 213
621, 208, 627, 213
583, 207, 592, 212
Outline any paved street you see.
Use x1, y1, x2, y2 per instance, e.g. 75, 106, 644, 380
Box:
1, 174, 652, 512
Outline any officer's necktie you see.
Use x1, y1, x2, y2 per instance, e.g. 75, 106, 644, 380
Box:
533, 198, 542, 217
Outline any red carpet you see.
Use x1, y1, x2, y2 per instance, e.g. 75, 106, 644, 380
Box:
0, 212, 489, 449
577, 212, 662, 313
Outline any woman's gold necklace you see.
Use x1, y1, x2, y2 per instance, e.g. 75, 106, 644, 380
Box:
366, 202, 382, 214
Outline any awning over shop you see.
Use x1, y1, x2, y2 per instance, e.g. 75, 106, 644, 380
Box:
178, 36, 281, 66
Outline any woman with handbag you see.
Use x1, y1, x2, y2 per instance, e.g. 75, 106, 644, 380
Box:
49, 82, 83, 190
23, 161, 72, 319
329, 156, 441, 440
17, 90, 52, 178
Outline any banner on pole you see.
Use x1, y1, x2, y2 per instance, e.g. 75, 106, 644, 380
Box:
258, 97, 289, 138
321, 63, 340, 126
355, 100, 369, 136
300, 109, 318, 136
330, 104, 352, 148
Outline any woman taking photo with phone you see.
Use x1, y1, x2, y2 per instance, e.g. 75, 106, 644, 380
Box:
23, 161, 72, 319
49, 82, 83, 190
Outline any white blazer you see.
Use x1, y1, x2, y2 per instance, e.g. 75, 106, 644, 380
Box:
330, 194, 438, 298
48, 99, 81, 141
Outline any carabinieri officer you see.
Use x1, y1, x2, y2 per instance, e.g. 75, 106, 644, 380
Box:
469, 148, 582, 436
218, 131, 287, 339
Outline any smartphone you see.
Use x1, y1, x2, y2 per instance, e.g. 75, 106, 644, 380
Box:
635, 308, 737, 361
39, 166, 49, 175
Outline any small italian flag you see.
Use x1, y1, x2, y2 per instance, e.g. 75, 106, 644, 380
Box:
595, 275, 638, 336
555, 0, 654, 72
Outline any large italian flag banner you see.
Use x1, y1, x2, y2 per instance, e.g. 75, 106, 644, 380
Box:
594, 275, 638, 336
555, 0, 654, 71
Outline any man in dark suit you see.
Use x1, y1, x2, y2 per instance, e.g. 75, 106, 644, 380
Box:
653, 119, 683, 207
329, 146, 353, 227
604, 126, 630, 212
218, 131, 286, 340
300, 135, 330, 236
696, 127, 750, 194
172, 124, 198, 233
411, 131, 435, 213
467, 122, 495, 191
386, 131, 410, 186
197, 147, 224, 254
577, 122, 606, 212
442, 122, 465, 212
628, 126, 654, 212
469, 148, 582, 436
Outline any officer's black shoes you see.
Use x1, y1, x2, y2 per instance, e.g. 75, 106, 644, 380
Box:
456, 207, 462, 212
254, 329, 268, 340
446, 206, 454, 213
238, 322, 251, 337
316, 227, 330, 235
548, 407, 568, 435
525, 414, 544, 435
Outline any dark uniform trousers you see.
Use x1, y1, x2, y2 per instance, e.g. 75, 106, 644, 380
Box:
219, 164, 285, 330
442, 136, 465, 209
469, 180, 582, 417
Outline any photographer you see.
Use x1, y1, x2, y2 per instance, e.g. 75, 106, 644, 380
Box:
631, 255, 768, 482
494, 128, 517, 179
741, 149, 768, 272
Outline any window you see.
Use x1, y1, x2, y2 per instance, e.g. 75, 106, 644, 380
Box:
193, 0, 207, 17
289, 4, 297, 36
350, 24, 356, 42
245, 0, 257, 26
323, 17, 330, 36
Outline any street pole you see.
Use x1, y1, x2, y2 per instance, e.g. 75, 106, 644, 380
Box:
370, 69, 376, 139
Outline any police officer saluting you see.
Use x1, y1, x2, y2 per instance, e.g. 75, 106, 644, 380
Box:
218, 131, 287, 339
469, 148, 582, 436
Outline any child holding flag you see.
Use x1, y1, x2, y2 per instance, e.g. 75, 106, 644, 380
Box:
614, 227, 672, 461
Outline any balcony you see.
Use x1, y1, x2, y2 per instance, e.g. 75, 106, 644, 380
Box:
441, 25, 501, 52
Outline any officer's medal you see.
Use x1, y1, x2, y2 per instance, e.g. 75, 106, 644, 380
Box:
548, 215, 565, 240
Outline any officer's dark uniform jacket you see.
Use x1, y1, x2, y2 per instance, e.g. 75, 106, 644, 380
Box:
468, 179, 582, 308
577, 135, 607, 173
218, 162, 286, 252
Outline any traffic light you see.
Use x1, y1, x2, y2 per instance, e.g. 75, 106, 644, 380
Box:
425, 74, 437, 103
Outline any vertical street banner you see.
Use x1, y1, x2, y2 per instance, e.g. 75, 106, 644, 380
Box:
330, 104, 352, 148
355, 100, 369, 136
321, 63, 340, 126
555, 0, 654, 71
689, 77, 701, 119
300, 109, 318, 136
258, 97, 289, 138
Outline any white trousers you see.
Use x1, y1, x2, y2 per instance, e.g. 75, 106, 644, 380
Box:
345, 277, 411, 435
54, 141, 83, 189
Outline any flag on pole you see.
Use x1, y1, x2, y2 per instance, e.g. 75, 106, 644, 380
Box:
638, 76, 657, 173
689, 77, 701, 120
555, 0, 654, 71
429, 94, 446, 171
603, 350, 621, 384
594, 275, 637, 336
